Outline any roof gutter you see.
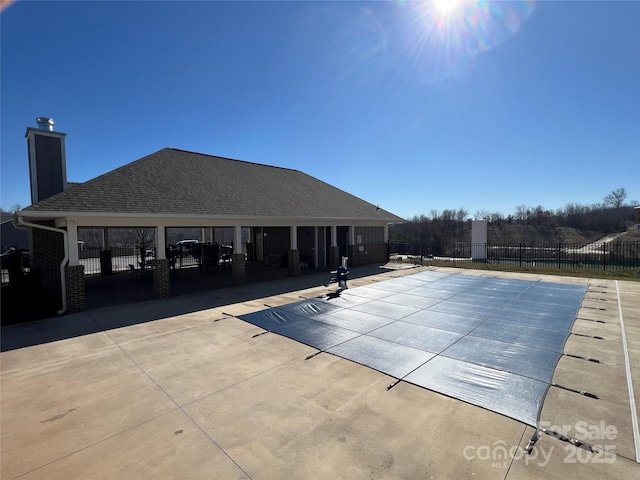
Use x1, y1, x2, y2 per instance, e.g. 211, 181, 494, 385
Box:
16, 209, 405, 224
13, 212, 68, 315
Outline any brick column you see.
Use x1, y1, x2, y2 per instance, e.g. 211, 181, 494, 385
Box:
65, 264, 85, 313
288, 249, 300, 277
31, 221, 64, 310
329, 246, 340, 270
232, 253, 246, 285
152, 258, 170, 298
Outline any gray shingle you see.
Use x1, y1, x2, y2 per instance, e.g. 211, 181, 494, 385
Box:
24, 148, 404, 222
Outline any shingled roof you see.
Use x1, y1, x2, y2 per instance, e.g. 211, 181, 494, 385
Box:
23, 148, 404, 222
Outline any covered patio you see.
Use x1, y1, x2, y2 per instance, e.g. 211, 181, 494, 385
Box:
16, 147, 403, 315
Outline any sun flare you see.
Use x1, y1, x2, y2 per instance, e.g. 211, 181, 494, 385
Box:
432, 0, 461, 14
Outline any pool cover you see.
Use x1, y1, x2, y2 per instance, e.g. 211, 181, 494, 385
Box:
238, 271, 587, 426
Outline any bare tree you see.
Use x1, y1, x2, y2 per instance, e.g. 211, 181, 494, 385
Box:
473, 209, 490, 221
455, 208, 468, 223
603, 188, 627, 209
514, 205, 528, 223
604, 188, 630, 230
125, 228, 156, 267
452, 209, 466, 234
490, 211, 504, 223
441, 209, 455, 222
9, 204, 22, 213
533, 205, 546, 225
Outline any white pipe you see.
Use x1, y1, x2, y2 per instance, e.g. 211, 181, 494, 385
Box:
13, 213, 68, 315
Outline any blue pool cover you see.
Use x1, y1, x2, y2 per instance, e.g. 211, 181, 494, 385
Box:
238, 271, 587, 426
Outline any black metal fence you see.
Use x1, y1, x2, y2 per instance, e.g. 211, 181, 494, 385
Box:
389, 241, 640, 271
1, 243, 231, 286
4, 240, 638, 287
79, 245, 203, 275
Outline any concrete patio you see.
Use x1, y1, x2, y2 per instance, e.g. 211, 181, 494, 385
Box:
1, 265, 639, 479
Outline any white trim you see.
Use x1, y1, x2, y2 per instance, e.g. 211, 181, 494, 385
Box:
67, 222, 79, 266
24, 127, 68, 140
233, 225, 243, 254
16, 209, 400, 226
156, 226, 166, 260
616, 280, 640, 462
348, 225, 355, 245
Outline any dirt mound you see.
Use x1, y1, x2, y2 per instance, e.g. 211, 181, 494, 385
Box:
488, 225, 602, 244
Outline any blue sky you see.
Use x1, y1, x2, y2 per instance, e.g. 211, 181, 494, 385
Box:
1, 0, 638, 219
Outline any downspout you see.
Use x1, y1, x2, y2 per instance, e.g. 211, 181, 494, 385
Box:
13, 213, 68, 315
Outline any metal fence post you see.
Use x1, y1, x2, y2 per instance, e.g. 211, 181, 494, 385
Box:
519, 243, 522, 268
558, 243, 561, 270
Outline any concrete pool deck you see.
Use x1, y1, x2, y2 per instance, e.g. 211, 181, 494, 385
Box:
1, 265, 639, 479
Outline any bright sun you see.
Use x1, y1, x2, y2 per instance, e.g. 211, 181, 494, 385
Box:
433, 0, 461, 14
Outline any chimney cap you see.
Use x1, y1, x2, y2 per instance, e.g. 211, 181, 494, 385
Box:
36, 117, 54, 131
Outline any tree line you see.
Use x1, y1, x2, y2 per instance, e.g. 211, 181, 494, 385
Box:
392, 188, 638, 243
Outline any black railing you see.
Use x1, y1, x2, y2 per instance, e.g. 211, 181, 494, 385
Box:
388, 241, 640, 271
80, 245, 204, 275
2, 243, 229, 286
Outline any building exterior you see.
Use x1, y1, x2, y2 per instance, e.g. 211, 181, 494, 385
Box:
14, 121, 404, 314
